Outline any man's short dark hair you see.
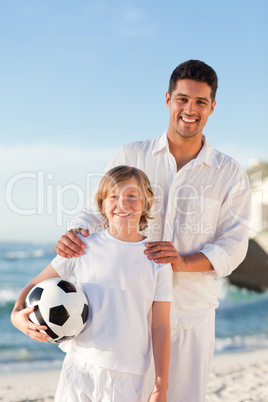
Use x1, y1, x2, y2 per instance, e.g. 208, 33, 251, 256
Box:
168, 60, 218, 102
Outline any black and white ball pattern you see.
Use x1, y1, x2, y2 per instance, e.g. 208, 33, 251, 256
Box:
25, 278, 89, 343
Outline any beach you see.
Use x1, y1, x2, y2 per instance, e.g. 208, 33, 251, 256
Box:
2, 240, 268, 401
207, 349, 268, 401
1, 349, 268, 402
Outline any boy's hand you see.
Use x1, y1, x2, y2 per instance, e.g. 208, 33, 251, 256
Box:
55, 228, 89, 258
11, 306, 50, 343
148, 387, 167, 402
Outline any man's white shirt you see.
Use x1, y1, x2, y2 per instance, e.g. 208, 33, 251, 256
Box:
73, 132, 251, 329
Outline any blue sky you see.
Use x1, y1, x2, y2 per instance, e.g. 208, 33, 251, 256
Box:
1, 0, 267, 242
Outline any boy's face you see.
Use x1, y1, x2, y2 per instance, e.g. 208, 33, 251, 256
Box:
102, 177, 144, 232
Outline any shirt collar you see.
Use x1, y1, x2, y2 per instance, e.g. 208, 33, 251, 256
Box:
194, 135, 220, 169
152, 132, 169, 155
152, 132, 220, 169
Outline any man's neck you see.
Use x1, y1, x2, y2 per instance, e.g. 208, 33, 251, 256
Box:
167, 131, 203, 171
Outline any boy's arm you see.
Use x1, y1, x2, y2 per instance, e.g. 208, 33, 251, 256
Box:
11, 264, 60, 342
149, 301, 171, 402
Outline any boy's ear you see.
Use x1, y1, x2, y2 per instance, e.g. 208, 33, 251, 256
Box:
142, 202, 146, 214
100, 199, 104, 211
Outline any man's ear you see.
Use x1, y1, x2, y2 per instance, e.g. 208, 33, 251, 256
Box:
165, 91, 171, 109
209, 100, 216, 116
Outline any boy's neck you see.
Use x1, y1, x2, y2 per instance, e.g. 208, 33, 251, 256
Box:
107, 225, 145, 242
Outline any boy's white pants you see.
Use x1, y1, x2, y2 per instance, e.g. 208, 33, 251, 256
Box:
145, 311, 215, 402
55, 352, 146, 402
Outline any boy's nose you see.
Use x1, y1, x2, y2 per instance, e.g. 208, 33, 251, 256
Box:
118, 196, 127, 207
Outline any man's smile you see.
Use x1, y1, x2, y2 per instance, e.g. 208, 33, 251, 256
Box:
180, 115, 199, 124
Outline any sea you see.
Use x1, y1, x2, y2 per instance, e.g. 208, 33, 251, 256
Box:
1, 241, 268, 375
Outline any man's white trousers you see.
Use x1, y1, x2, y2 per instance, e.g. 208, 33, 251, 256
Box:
145, 310, 215, 402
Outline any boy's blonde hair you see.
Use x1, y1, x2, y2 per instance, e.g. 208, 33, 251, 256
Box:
96, 165, 154, 231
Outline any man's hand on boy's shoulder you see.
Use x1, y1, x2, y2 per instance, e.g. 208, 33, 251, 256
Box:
55, 228, 89, 258
144, 241, 214, 273
144, 241, 183, 272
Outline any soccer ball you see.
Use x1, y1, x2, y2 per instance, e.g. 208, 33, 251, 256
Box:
25, 278, 89, 343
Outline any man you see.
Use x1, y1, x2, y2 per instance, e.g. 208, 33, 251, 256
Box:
56, 60, 251, 401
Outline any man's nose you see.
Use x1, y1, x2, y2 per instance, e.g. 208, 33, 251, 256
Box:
184, 100, 195, 114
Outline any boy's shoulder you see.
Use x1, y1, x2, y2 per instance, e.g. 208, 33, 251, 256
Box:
153, 261, 172, 272
77, 231, 106, 249
144, 238, 172, 272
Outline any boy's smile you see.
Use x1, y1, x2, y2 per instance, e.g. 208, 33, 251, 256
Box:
114, 212, 133, 217
102, 177, 144, 240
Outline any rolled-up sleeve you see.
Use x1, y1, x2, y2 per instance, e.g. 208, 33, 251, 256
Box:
201, 172, 251, 278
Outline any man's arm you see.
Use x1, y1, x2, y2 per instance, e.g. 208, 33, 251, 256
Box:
145, 171, 251, 276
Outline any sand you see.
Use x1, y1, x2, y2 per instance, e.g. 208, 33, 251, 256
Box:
0, 369, 60, 402
1, 350, 268, 401
207, 349, 268, 401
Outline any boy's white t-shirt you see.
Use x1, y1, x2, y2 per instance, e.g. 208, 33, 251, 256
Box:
51, 230, 173, 376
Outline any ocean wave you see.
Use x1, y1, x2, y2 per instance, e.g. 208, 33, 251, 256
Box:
0, 289, 19, 306
215, 334, 268, 354
0, 242, 56, 261
0, 355, 64, 374
4, 249, 45, 260
0, 343, 64, 374
1, 335, 267, 374
0, 347, 34, 363
217, 278, 268, 310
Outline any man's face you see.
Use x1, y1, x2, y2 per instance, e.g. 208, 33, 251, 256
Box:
166, 79, 216, 140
